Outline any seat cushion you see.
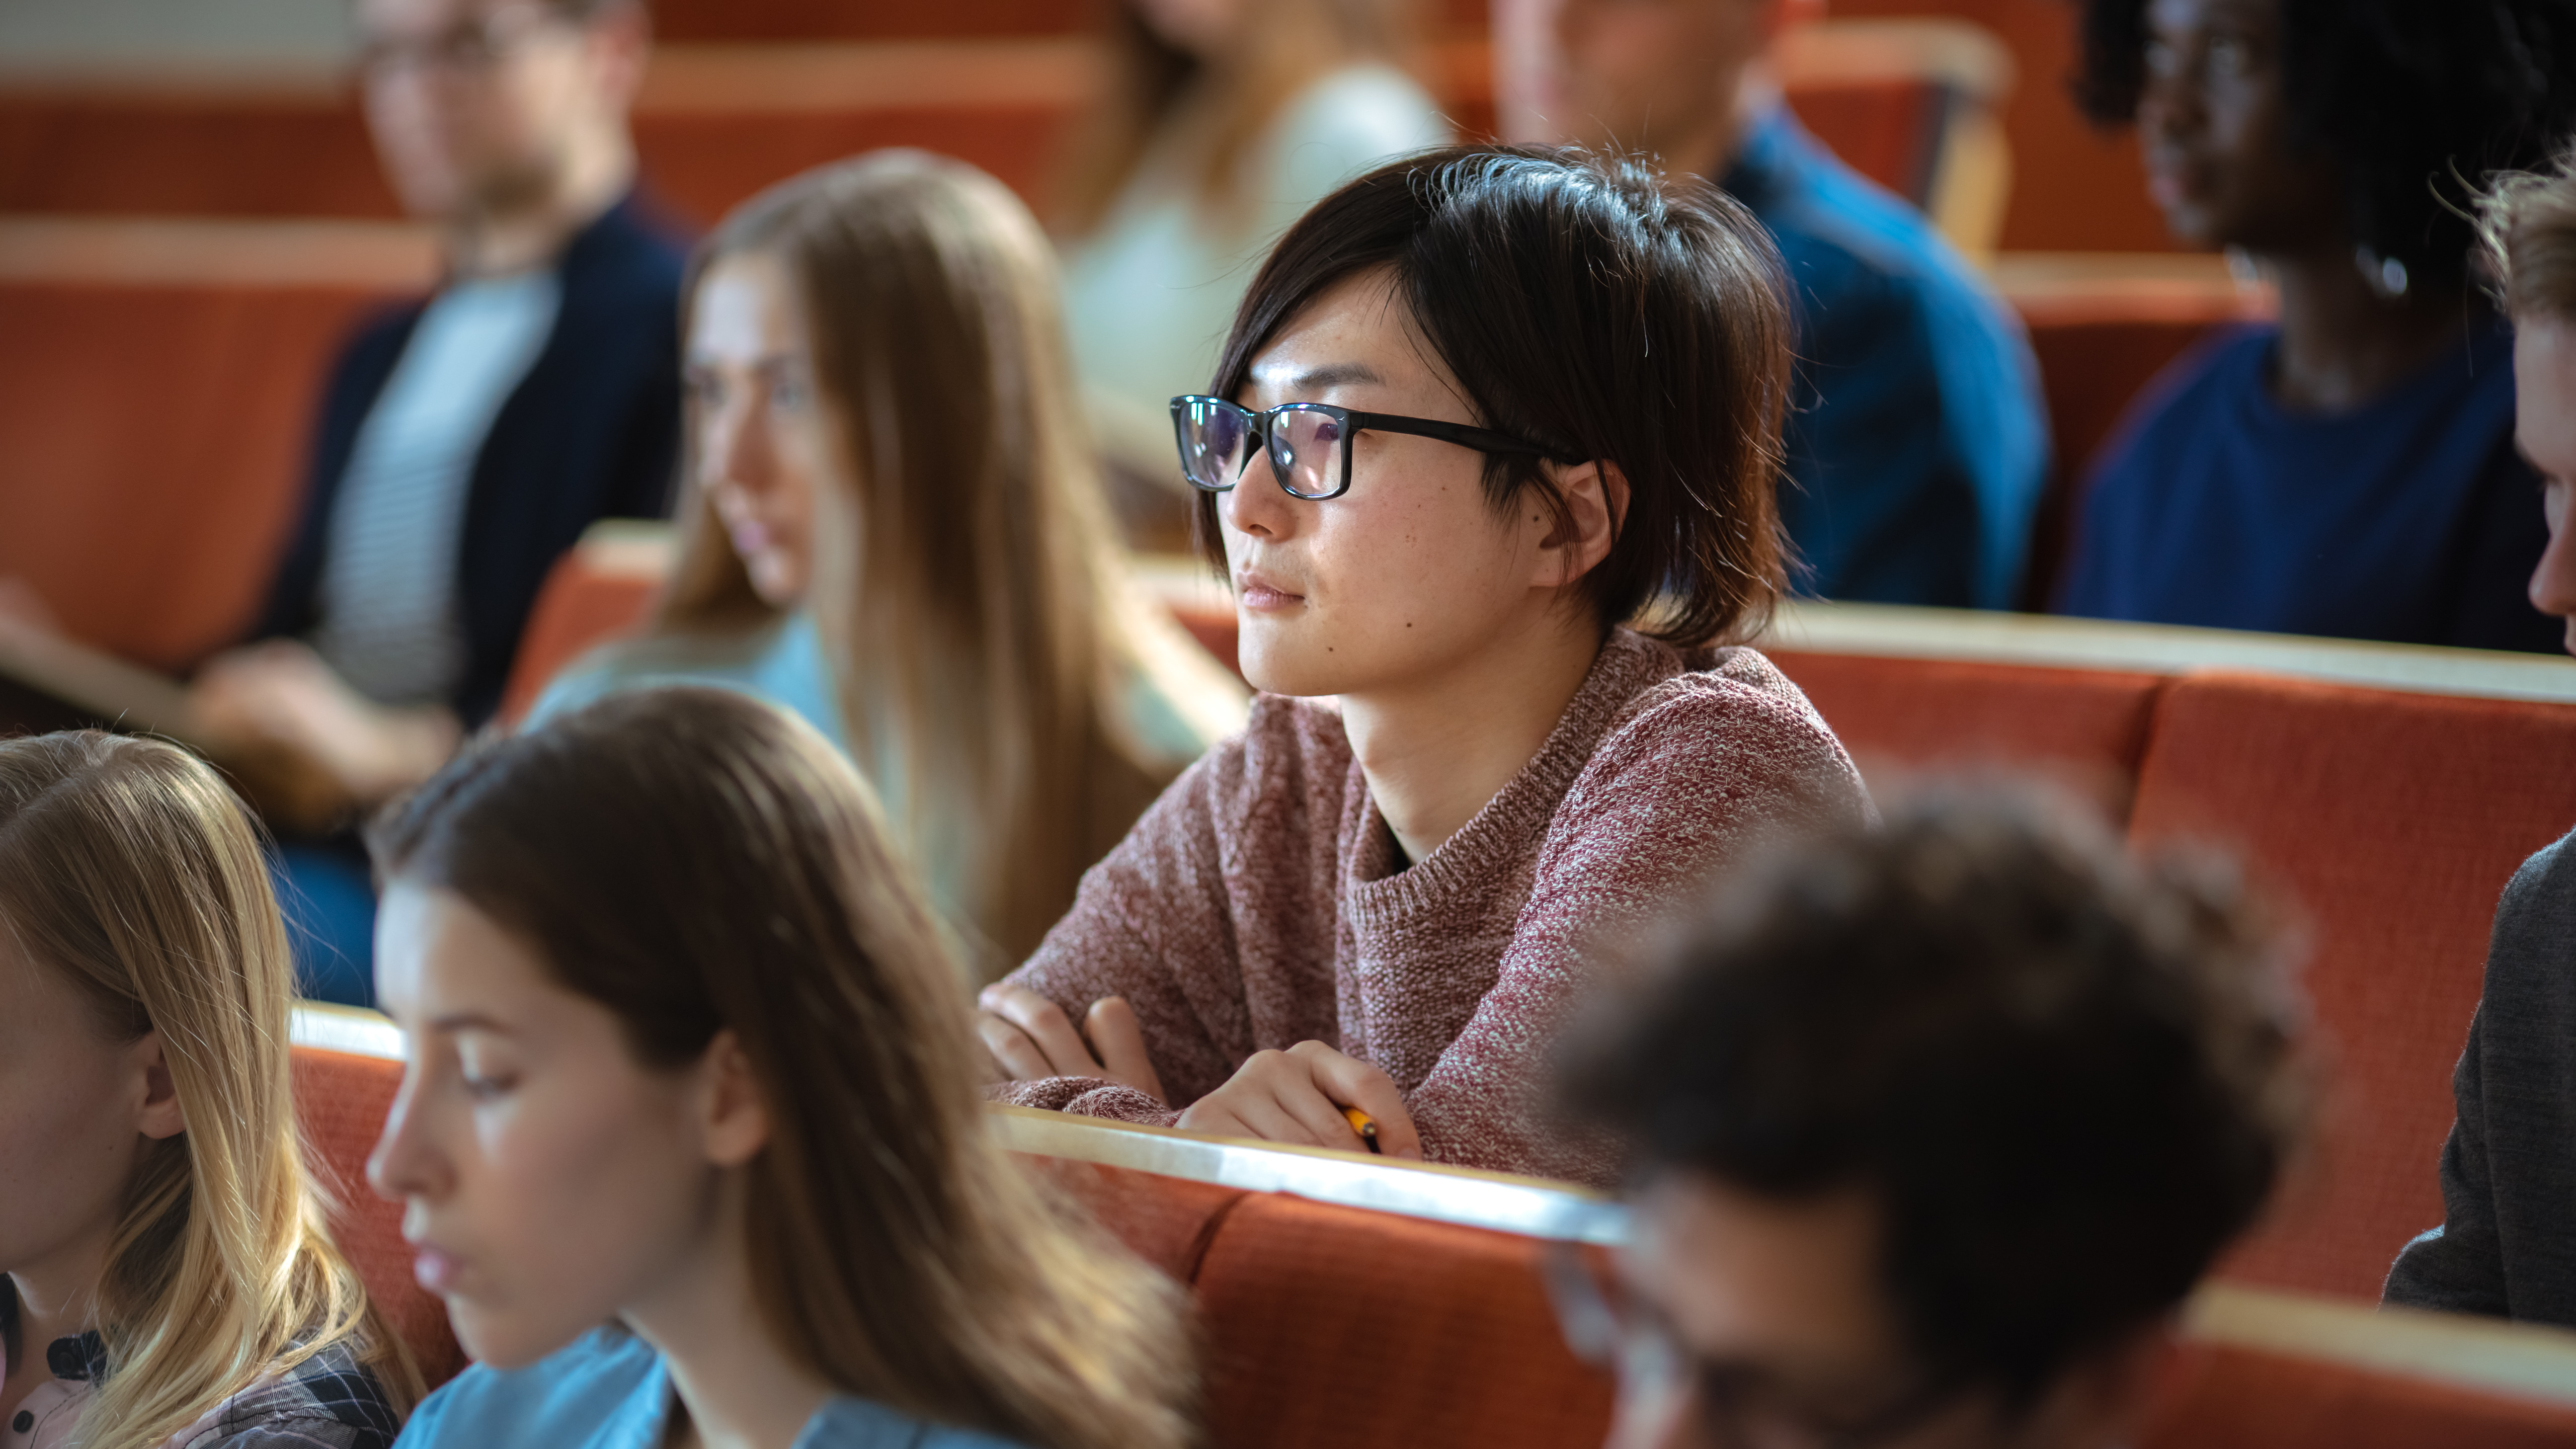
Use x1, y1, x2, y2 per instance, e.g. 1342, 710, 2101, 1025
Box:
1767, 651, 2165, 822
2144, 1341, 2576, 1447
291, 1045, 467, 1387
1193, 1192, 1613, 1449
2128, 672, 2576, 1299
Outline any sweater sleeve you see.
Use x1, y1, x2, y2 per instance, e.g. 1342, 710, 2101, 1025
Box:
985, 736, 1260, 1125
1405, 680, 1870, 1185
2384, 1002, 2508, 1315
2384, 833, 2576, 1320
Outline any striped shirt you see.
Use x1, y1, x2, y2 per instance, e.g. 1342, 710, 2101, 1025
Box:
311, 269, 561, 706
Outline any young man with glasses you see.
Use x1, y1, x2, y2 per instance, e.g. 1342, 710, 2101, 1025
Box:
1494, 0, 2048, 610
974, 145, 1871, 1184
188, 0, 681, 1003
1554, 794, 2305, 1449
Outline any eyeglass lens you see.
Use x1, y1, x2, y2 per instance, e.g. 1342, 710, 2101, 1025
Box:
1175, 402, 1349, 500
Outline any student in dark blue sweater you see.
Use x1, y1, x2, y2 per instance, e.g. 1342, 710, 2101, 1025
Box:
1495, 0, 2049, 609
2054, 0, 2576, 653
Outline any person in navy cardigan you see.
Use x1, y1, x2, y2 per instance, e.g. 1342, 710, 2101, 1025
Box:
1492, 0, 2050, 609
190, 0, 682, 1001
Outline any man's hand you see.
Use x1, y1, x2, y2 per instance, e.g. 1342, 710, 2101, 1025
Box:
976, 983, 1167, 1102
1176, 1040, 1422, 1159
190, 640, 462, 827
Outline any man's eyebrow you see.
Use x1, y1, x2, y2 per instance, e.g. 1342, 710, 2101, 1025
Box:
427, 1011, 516, 1035
1288, 362, 1385, 391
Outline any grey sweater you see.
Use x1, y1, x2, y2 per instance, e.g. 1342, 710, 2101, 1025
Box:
2384, 829, 2576, 1324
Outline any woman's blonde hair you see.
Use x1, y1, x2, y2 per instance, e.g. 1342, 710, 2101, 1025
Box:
660, 149, 1232, 971
2482, 145, 2576, 321
372, 688, 1198, 1449
1054, 0, 1414, 236
0, 733, 420, 1448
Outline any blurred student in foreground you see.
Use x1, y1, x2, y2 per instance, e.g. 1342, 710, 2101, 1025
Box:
1558, 795, 2304, 1449
1055, 0, 1446, 540
2385, 149, 2576, 1324
1495, 0, 2048, 609
0, 734, 416, 1447
2055, 0, 2576, 652
370, 689, 1195, 1449
193, 0, 685, 1000
532, 151, 1248, 978
977, 147, 1869, 1185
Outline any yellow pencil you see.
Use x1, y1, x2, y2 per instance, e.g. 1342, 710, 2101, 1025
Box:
1340, 1104, 1382, 1154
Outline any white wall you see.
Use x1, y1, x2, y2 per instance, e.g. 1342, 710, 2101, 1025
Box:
0, 0, 351, 68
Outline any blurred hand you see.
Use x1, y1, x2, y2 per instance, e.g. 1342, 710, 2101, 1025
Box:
190, 640, 461, 827
1177, 1040, 1421, 1160
976, 983, 1167, 1102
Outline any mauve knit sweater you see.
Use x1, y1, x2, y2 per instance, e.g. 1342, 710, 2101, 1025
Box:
992, 628, 1870, 1185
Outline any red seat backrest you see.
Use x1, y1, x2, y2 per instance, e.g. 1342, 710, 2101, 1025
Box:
2144, 1341, 2576, 1448
2127, 673, 2576, 1299
1015, 1153, 1248, 1283
290, 1045, 467, 1388
1767, 651, 2165, 823
1192, 1193, 1614, 1449
0, 280, 386, 668
495, 545, 666, 724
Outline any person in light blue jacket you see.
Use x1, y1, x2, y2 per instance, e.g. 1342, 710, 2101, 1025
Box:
369, 688, 1197, 1449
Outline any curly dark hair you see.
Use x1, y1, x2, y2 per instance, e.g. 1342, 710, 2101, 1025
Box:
2076, 0, 2576, 289
1558, 790, 2307, 1411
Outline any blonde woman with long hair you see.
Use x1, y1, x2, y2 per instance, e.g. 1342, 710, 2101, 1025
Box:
532, 150, 1245, 976
1053, 0, 1447, 503
370, 687, 1196, 1449
0, 732, 417, 1448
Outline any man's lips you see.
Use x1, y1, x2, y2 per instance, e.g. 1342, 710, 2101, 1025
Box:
1234, 572, 1306, 611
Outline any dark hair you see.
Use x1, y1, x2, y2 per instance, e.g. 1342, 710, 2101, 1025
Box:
369, 689, 1196, 1449
1197, 145, 1793, 648
1559, 791, 2305, 1409
2075, 0, 2576, 291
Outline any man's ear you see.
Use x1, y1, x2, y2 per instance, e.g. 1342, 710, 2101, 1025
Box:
696, 1029, 771, 1170
131, 1031, 187, 1142
1531, 458, 1631, 590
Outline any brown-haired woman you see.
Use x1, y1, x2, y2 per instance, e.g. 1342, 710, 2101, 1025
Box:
978, 146, 1872, 1186
532, 150, 1245, 976
369, 688, 1195, 1449
0, 733, 416, 1448
1054, 0, 1445, 500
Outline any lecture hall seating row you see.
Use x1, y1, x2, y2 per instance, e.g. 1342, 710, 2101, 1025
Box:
287, 1003, 2576, 1448
497, 524, 2576, 1313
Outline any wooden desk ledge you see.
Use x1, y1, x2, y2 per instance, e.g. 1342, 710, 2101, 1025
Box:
1761, 600, 2576, 705
291, 1006, 2576, 1406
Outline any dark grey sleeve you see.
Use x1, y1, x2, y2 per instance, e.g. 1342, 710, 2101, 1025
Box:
2384, 832, 2576, 1324
2383, 1002, 2508, 1314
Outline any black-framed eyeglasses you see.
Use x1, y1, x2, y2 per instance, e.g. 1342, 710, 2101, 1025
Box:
357, 4, 568, 80
1542, 1242, 1971, 1449
1170, 395, 1552, 501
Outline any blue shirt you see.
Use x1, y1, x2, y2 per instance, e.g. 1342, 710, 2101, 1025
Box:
2057, 320, 2558, 653
395, 1329, 1034, 1449
529, 611, 847, 749
1722, 108, 2050, 609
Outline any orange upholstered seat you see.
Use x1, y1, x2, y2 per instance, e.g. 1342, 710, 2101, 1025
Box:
493, 533, 670, 723
1767, 651, 2164, 822
1193, 1193, 1615, 1449
0, 278, 393, 669
2143, 1341, 2576, 1448
1016, 1154, 1248, 1283
290, 1044, 467, 1389
2128, 673, 2576, 1300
